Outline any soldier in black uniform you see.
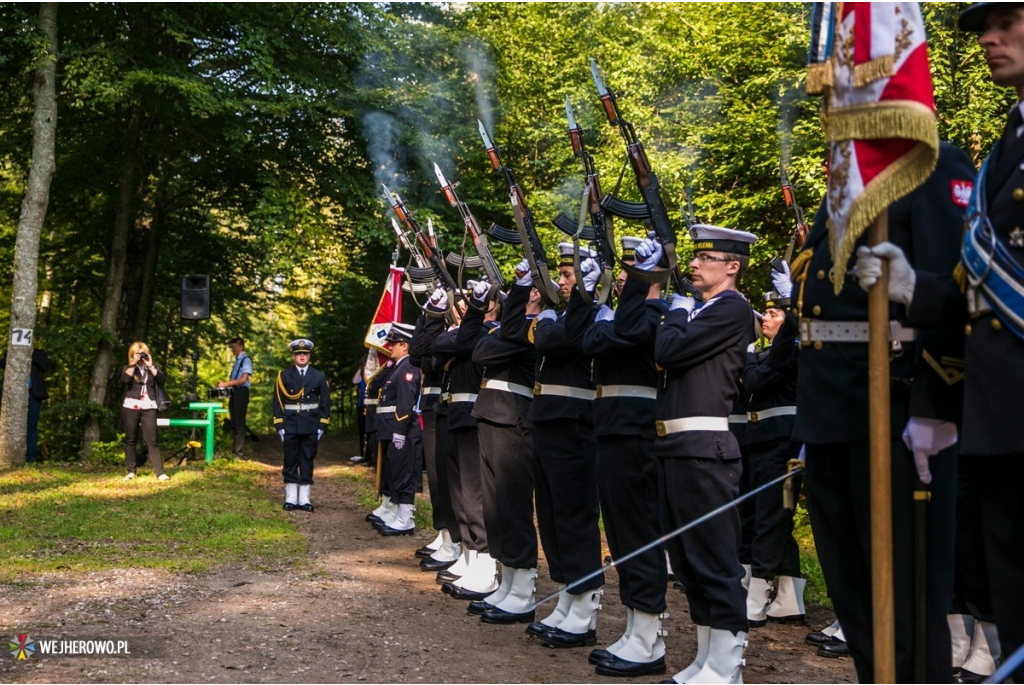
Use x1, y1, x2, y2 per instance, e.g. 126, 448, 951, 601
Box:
634, 224, 758, 684
584, 236, 669, 677
793, 142, 975, 683
743, 285, 804, 627
273, 338, 331, 512
374, 322, 421, 535
364, 357, 396, 526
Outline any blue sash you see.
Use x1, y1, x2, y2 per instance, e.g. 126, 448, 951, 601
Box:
962, 153, 1024, 339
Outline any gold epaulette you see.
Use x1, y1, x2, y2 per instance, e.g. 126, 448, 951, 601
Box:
790, 248, 814, 284
953, 263, 967, 294
527, 318, 539, 345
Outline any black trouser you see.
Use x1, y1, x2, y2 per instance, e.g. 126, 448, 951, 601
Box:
950, 457, 994, 623
804, 441, 955, 684
357, 407, 367, 459
738, 445, 754, 566
378, 437, 392, 499
973, 453, 1024, 682
421, 409, 444, 529
386, 426, 421, 506
123, 407, 164, 476
597, 434, 666, 614
533, 418, 603, 594
434, 413, 456, 538
659, 455, 746, 634
748, 437, 801, 580
478, 418, 537, 569
228, 386, 249, 459
282, 432, 318, 485
448, 426, 487, 553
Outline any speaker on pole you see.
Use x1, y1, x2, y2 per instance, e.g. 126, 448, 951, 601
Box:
181, 275, 211, 320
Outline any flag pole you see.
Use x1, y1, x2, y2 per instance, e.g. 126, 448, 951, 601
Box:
868, 210, 896, 683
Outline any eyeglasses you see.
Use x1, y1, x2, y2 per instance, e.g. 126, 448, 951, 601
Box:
692, 253, 736, 265
292, 351, 310, 356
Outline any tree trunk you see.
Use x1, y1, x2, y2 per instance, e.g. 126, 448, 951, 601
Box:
131, 169, 168, 343
80, 108, 141, 455
0, 3, 58, 468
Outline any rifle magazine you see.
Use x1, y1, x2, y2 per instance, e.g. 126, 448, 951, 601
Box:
601, 194, 651, 221
552, 212, 597, 241
488, 223, 522, 245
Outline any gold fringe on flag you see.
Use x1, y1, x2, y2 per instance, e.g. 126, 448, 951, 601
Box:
806, 61, 835, 96
853, 54, 895, 88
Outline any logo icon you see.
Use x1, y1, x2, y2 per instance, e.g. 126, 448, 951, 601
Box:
951, 180, 973, 208
10, 634, 34, 660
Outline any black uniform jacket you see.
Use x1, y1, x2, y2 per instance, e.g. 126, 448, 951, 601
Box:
272, 365, 330, 435
743, 313, 799, 445
410, 314, 445, 413
792, 143, 975, 445
433, 320, 484, 431
526, 287, 595, 424
472, 292, 536, 428
583, 305, 659, 441
365, 359, 394, 435
911, 139, 1023, 456
377, 355, 420, 439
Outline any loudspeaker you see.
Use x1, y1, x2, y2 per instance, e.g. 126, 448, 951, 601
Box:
181, 275, 211, 320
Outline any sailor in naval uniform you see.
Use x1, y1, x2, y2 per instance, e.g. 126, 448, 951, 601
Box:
273, 338, 331, 512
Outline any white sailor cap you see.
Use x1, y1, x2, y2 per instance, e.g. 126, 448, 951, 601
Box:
557, 242, 597, 267
691, 224, 757, 256
763, 290, 790, 310
385, 322, 415, 344
620, 235, 642, 264
289, 338, 314, 353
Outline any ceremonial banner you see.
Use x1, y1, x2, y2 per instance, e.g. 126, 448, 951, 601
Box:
363, 265, 404, 382
808, 2, 939, 293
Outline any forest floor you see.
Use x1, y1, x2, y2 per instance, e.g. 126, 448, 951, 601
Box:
0, 432, 855, 684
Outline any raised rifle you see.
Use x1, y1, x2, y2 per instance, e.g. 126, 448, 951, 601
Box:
433, 162, 504, 308
383, 184, 458, 314
775, 160, 809, 272
478, 120, 562, 306
590, 58, 698, 298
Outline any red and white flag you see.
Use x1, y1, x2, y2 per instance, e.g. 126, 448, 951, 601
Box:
363, 265, 404, 382
808, 2, 939, 293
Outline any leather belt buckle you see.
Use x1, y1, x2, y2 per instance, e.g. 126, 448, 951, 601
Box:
655, 420, 667, 437
533, 382, 542, 396
749, 411, 759, 424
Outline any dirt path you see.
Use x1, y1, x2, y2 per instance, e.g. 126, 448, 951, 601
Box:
0, 433, 855, 683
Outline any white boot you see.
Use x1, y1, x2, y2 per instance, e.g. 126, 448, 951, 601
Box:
453, 551, 498, 594
766, 576, 806, 623
949, 614, 976, 670
610, 610, 666, 663
746, 577, 772, 626
493, 567, 537, 614
447, 545, 470, 577
604, 606, 635, 657
371, 494, 392, 520
539, 584, 573, 629
484, 564, 515, 606
822, 619, 840, 638
741, 564, 752, 590
688, 628, 746, 684
671, 625, 711, 683
425, 529, 444, 551
429, 529, 459, 563
961, 620, 1000, 679
383, 503, 415, 532
284, 483, 298, 506
298, 484, 311, 506
541, 589, 601, 647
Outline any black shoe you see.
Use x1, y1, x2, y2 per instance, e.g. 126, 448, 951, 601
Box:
378, 525, 414, 537
467, 601, 495, 616
589, 648, 613, 665
540, 627, 598, 649
955, 669, 989, 684
595, 654, 667, 677
283, 502, 298, 511
806, 629, 834, 645
767, 613, 805, 625
415, 545, 436, 558
748, 618, 767, 628
297, 503, 314, 512
447, 585, 492, 601
672, 580, 684, 590
420, 556, 457, 572
365, 513, 383, 523
817, 638, 849, 658
481, 607, 536, 625
525, 621, 550, 637
436, 570, 460, 585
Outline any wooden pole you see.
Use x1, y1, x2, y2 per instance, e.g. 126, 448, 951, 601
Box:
374, 441, 383, 499
868, 210, 896, 683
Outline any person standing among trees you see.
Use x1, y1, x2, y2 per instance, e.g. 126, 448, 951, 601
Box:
216, 337, 252, 460
0, 347, 50, 463
121, 342, 168, 481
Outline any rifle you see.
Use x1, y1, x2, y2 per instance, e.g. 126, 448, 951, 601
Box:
558, 95, 615, 305
389, 217, 432, 295
478, 120, 562, 306
383, 184, 458, 314
433, 162, 505, 308
590, 58, 698, 298
775, 160, 810, 271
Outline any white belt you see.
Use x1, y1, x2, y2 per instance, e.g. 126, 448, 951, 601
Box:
800, 318, 917, 343
365, 398, 379, 406
656, 416, 730, 437
748, 406, 797, 423
596, 384, 657, 400
376, 406, 396, 415
728, 414, 748, 424
284, 403, 319, 411
422, 386, 441, 396
481, 379, 534, 398
449, 393, 478, 403
534, 383, 597, 401
966, 287, 993, 318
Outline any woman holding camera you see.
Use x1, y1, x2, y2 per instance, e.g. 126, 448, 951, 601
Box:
121, 342, 168, 481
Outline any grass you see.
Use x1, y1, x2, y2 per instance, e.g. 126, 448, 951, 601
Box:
794, 500, 831, 608
0, 460, 306, 581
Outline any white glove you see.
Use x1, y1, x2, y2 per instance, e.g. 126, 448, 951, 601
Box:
581, 258, 601, 292
669, 294, 695, 313
855, 242, 917, 307
469, 279, 490, 306
634, 236, 663, 272
426, 285, 448, 312
902, 417, 957, 485
392, 432, 406, 449
536, 308, 557, 323
771, 260, 793, 299
797, 445, 806, 463
514, 258, 533, 287
317, 429, 324, 441
278, 429, 285, 442
595, 304, 615, 323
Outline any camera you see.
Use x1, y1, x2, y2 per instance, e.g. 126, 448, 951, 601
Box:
139, 352, 149, 361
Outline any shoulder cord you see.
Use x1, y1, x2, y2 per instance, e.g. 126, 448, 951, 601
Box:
276, 370, 304, 403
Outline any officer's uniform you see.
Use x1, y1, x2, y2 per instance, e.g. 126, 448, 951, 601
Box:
364, 359, 394, 475
272, 338, 330, 512
792, 143, 975, 682
410, 313, 450, 534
